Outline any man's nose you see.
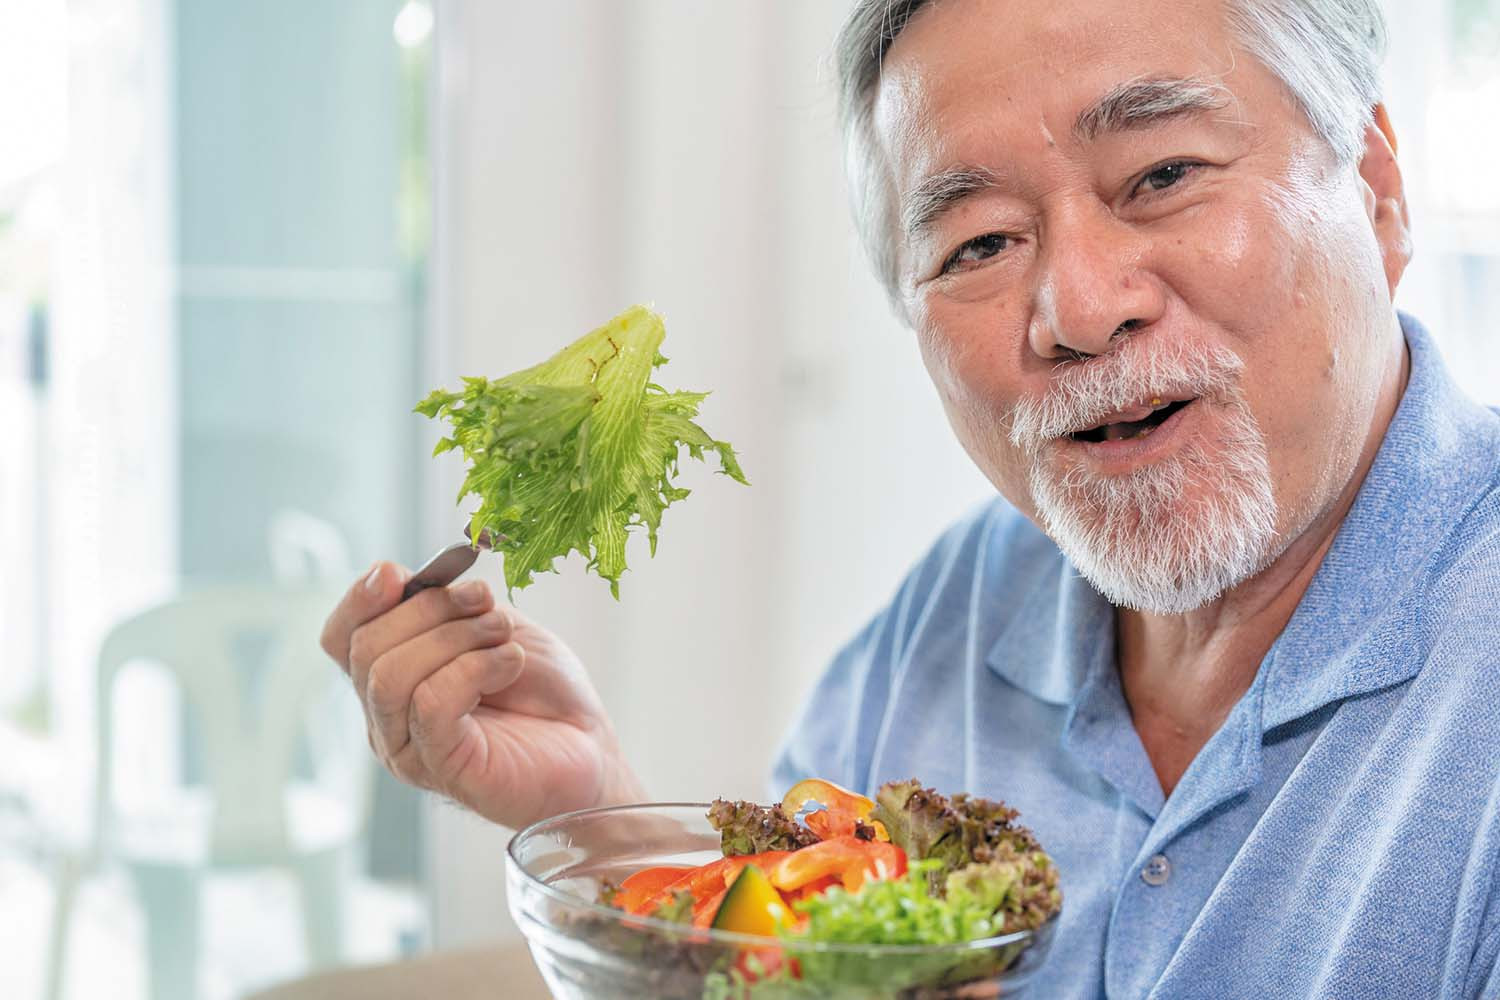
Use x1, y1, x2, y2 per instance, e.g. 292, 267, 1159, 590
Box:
1027, 206, 1166, 360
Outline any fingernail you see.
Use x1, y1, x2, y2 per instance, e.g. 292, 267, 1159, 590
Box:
364, 563, 384, 592
454, 580, 488, 609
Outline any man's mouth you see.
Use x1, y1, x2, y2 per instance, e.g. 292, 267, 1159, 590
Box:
1067, 397, 1195, 443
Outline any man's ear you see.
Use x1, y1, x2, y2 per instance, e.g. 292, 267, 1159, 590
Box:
1360, 103, 1413, 298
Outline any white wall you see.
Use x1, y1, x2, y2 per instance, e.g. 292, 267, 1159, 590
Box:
45, 0, 179, 836
423, 0, 993, 948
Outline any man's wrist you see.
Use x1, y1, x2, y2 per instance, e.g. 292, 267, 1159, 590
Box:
597, 757, 648, 809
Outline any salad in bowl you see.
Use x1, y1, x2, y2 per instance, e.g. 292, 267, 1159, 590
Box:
506, 778, 1062, 998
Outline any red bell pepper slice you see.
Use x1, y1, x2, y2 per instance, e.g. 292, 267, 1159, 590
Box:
634, 850, 794, 916
769, 837, 907, 893
781, 778, 873, 818
611, 866, 693, 914
779, 873, 840, 906
693, 885, 729, 928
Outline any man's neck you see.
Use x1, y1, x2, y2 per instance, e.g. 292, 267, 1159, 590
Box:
1116, 325, 1411, 799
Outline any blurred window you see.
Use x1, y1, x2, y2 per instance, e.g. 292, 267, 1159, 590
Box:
1, 1, 432, 997
1386, 0, 1500, 401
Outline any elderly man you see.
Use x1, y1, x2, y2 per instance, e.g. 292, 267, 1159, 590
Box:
320, 0, 1500, 995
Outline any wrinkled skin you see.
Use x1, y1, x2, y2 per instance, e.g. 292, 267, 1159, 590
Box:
874, 0, 1412, 793
320, 566, 645, 828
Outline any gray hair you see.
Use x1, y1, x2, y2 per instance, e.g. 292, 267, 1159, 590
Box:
835, 0, 1388, 312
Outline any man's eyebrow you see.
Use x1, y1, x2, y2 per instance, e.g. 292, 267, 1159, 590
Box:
901, 78, 1233, 243
901, 166, 1001, 243
1073, 76, 1232, 142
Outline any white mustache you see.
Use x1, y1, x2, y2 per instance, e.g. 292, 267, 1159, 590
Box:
1007, 339, 1245, 451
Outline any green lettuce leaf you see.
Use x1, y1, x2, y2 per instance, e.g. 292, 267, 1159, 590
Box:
789, 860, 1003, 947
416, 305, 748, 598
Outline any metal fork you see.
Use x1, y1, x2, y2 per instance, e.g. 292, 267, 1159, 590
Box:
401, 526, 497, 601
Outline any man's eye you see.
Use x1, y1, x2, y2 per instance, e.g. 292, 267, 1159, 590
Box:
941, 233, 1010, 274
1134, 161, 1198, 196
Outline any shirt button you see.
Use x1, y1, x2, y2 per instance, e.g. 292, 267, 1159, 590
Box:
1141, 853, 1171, 887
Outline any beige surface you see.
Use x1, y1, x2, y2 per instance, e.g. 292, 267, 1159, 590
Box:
239, 942, 551, 1000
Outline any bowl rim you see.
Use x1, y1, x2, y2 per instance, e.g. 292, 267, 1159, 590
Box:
505, 800, 1055, 956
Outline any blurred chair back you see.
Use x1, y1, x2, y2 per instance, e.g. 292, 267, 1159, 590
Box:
57, 583, 367, 1000
93, 583, 363, 864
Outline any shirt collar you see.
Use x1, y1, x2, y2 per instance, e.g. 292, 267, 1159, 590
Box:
985, 313, 1497, 727
1260, 312, 1500, 728
985, 536, 1111, 707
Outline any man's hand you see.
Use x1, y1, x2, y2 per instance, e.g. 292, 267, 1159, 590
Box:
320, 562, 646, 829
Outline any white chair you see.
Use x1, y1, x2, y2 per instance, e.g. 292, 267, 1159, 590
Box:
50, 583, 368, 1000
268, 509, 352, 584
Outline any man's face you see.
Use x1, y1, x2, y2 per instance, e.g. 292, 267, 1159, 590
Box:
874, 0, 1407, 612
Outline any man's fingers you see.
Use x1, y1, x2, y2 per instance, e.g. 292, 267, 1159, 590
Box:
365, 609, 515, 757
408, 641, 527, 774
345, 579, 496, 694
320, 561, 411, 672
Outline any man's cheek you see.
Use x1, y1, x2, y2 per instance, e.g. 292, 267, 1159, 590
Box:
1160, 196, 1302, 329
914, 321, 959, 393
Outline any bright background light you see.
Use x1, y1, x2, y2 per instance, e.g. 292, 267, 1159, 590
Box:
392, 0, 432, 49
0, 0, 68, 192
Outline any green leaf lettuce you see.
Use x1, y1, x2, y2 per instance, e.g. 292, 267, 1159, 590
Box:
416, 305, 748, 597
870, 779, 1061, 932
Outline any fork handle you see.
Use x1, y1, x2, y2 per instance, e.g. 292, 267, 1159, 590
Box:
401, 542, 482, 601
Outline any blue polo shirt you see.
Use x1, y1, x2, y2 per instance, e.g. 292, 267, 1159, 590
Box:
773, 314, 1500, 999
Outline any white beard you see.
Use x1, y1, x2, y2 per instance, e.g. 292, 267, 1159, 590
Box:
1009, 341, 1279, 614
1029, 398, 1277, 613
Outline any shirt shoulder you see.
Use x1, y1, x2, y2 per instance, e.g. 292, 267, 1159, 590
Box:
770, 497, 1061, 794
1424, 482, 1500, 646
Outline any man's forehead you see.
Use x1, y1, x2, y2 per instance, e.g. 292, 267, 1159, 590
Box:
871, 0, 1238, 179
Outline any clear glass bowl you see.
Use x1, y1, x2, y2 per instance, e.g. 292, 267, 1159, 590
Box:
506, 802, 1058, 999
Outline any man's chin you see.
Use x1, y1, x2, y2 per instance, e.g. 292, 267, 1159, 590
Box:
1032, 474, 1279, 615
1073, 557, 1242, 616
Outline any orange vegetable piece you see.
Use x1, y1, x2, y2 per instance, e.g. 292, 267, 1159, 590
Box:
769, 836, 907, 893
611, 866, 693, 914
781, 778, 890, 842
